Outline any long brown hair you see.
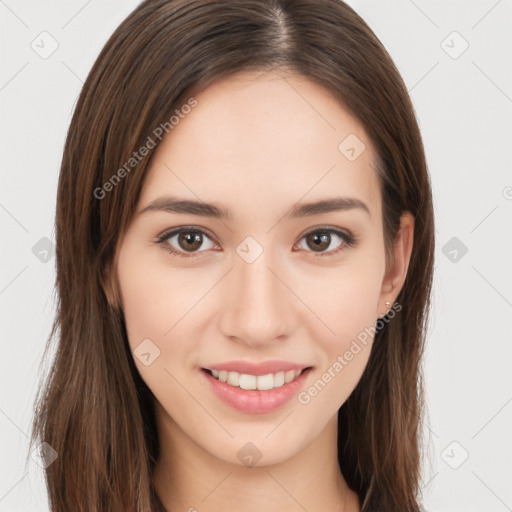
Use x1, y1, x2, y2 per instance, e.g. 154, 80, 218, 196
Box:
28, 1, 435, 510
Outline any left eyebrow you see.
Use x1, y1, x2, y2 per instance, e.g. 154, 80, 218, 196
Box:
288, 197, 371, 219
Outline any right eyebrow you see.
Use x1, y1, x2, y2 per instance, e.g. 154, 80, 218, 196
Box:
138, 197, 232, 220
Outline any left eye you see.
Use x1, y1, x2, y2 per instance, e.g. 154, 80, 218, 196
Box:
295, 228, 356, 256
156, 227, 357, 258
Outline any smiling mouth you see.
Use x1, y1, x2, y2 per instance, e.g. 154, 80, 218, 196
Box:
203, 367, 312, 391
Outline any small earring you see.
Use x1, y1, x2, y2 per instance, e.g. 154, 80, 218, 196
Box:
378, 300, 392, 319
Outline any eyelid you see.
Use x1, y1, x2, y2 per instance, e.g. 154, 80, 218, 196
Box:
157, 225, 218, 242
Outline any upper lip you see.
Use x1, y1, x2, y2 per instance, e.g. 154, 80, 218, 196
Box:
204, 360, 312, 376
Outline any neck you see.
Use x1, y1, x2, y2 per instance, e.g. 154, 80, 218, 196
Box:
152, 401, 360, 512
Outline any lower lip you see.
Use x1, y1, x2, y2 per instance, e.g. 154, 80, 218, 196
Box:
200, 368, 312, 414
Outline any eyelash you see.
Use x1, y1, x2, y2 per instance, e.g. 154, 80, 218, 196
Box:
155, 226, 358, 259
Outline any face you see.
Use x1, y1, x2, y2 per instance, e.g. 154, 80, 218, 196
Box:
113, 70, 400, 467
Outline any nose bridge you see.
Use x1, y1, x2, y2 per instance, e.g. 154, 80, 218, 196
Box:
221, 245, 292, 345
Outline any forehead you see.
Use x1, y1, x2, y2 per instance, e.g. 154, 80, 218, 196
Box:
139, 70, 381, 222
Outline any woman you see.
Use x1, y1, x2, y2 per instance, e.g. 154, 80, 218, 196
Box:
29, 1, 435, 510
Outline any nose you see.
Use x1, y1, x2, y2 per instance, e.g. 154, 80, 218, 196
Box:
218, 250, 294, 347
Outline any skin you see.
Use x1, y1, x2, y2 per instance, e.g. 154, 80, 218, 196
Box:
109, 70, 414, 512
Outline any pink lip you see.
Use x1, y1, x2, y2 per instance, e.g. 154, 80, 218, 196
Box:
200, 366, 312, 414
204, 360, 309, 376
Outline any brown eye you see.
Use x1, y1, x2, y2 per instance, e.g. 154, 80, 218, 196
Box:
177, 231, 204, 252
157, 228, 217, 257
305, 231, 332, 252
296, 228, 356, 256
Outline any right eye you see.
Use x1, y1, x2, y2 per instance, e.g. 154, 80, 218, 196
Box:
156, 227, 218, 258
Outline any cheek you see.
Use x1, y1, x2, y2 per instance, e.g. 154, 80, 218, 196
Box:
117, 242, 201, 347
295, 283, 378, 418
116, 241, 225, 403
294, 252, 383, 402
117, 265, 168, 347
297, 255, 383, 345
117, 247, 202, 415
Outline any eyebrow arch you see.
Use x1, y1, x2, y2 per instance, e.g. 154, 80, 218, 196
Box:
138, 196, 371, 220
289, 197, 370, 218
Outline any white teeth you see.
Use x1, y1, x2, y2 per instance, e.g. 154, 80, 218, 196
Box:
227, 371, 240, 386
284, 370, 295, 383
209, 368, 305, 390
274, 371, 285, 387
256, 373, 274, 391
239, 374, 257, 390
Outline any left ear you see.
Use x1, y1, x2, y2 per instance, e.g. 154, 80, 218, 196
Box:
378, 211, 415, 316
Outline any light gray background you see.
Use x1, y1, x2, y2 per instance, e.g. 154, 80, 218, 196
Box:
1, 1, 511, 511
